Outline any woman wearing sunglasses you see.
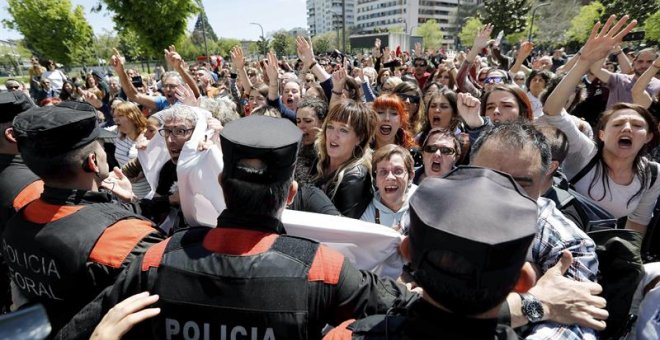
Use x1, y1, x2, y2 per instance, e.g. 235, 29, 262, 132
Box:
392, 81, 426, 134
413, 128, 461, 184
360, 145, 416, 232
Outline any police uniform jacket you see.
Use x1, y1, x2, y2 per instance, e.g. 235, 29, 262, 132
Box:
324, 297, 520, 340
57, 209, 415, 340
1, 186, 164, 332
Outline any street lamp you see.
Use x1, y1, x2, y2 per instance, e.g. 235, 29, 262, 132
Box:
528, 2, 550, 42
195, 0, 210, 62
250, 22, 267, 56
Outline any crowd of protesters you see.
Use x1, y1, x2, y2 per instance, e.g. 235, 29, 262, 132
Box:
1, 13, 660, 340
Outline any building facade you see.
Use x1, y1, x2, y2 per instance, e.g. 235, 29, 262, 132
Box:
353, 0, 482, 47
307, 0, 357, 36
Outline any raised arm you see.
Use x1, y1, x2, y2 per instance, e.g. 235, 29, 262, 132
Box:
545, 16, 637, 117
109, 49, 158, 110
297, 36, 331, 83
589, 58, 613, 83
612, 45, 633, 74
164, 45, 200, 99
231, 46, 252, 95
264, 51, 281, 102
509, 41, 534, 75
631, 55, 660, 108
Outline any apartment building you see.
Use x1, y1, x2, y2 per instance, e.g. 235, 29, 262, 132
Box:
307, 0, 357, 36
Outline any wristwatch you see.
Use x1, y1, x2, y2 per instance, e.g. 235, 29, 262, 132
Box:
519, 293, 544, 323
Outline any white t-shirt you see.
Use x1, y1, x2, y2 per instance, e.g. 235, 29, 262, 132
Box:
41, 69, 67, 91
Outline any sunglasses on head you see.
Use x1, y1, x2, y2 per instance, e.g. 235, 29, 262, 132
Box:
422, 145, 456, 155
397, 93, 420, 104
483, 76, 504, 84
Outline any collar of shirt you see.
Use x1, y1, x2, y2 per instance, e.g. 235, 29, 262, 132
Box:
216, 209, 286, 234
40, 186, 113, 206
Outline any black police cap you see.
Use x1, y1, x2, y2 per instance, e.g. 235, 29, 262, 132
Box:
220, 115, 301, 183
13, 103, 114, 155
0, 92, 34, 124
408, 166, 537, 292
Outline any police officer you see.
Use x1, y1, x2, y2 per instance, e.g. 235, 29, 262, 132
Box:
325, 166, 539, 339
0, 91, 42, 312
2, 103, 164, 332
59, 115, 415, 339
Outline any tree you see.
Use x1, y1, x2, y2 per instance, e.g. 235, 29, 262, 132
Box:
215, 38, 241, 58
3, 0, 95, 65
117, 28, 147, 62
270, 31, 295, 57
480, 0, 531, 36
566, 1, 605, 43
645, 10, 660, 42
94, 31, 120, 65
532, 0, 582, 45
312, 32, 335, 53
191, 11, 218, 46
600, 0, 660, 26
388, 25, 404, 33
458, 17, 484, 48
0, 42, 31, 76
414, 20, 444, 49
99, 0, 198, 58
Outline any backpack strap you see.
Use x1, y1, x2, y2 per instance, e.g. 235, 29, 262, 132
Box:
649, 161, 658, 188
569, 153, 600, 186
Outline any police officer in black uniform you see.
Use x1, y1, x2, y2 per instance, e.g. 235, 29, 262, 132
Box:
58, 115, 415, 340
2, 103, 164, 332
325, 166, 539, 339
0, 92, 42, 312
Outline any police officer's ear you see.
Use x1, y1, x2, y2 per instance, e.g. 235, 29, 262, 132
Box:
3, 127, 16, 144
286, 180, 299, 206
546, 160, 560, 177
512, 262, 536, 293
82, 152, 99, 173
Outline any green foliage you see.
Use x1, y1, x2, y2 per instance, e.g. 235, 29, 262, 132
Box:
388, 25, 404, 33
270, 31, 295, 57
532, 0, 582, 45
100, 0, 199, 58
458, 17, 484, 48
599, 0, 660, 26
94, 32, 120, 64
4, 0, 96, 64
0, 42, 31, 75
191, 11, 218, 45
480, 0, 531, 36
415, 20, 444, 49
117, 28, 146, 61
312, 32, 335, 53
215, 38, 241, 58
567, 1, 605, 43
645, 10, 660, 42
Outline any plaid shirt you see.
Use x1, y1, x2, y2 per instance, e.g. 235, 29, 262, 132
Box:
524, 197, 599, 340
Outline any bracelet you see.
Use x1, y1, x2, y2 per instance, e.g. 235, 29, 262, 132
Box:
308, 61, 317, 69
332, 89, 343, 96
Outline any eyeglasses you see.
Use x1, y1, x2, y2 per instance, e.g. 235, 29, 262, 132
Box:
423, 145, 456, 155
397, 93, 420, 104
414, 63, 426, 67
158, 128, 194, 137
6, 86, 20, 90
376, 168, 407, 178
483, 76, 505, 84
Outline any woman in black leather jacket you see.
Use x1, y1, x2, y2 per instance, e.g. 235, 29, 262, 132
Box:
313, 100, 377, 218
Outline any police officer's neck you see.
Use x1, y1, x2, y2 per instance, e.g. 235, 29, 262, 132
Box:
421, 291, 501, 319
44, 174, 99, 192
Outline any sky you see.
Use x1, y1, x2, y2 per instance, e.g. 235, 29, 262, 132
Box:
0, 0, 308, 41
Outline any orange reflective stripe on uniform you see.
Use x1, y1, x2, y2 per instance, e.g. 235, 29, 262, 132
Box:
202, 228, 278, 256
89, 219, 156, 268
12, 180, 44, 211
141, 238, 171, 271
24, 199, 83, 223
308, 244, 344, 285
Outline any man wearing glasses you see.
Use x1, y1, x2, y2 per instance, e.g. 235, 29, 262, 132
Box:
412, 57, 432, 89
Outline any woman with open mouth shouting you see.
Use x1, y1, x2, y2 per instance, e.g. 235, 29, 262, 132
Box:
544, 15, 660, 235
312, 100, 377, 219
360, 145, 416, 232
413, 128, 461, 185
372, 94, 416, 151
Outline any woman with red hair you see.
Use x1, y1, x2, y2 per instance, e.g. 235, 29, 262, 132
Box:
371, 94, 416, 151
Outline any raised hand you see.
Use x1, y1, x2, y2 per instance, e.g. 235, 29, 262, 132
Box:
373, 38, 382, 58
164, 45, 184, 70
174, 84, 197, 106
516, 41, 535, 60
101, 167, 135, 202
265, 51, 280, 86
456, 92, 483, 128
579, 15, 637, 63
331, 67, 348, 93
109, 48, 125, 72
231, 46, 245, 70
296, 36, 315, 68
414, 42, 423, 57
472, 24, 494, 51
383, 46, 392, 63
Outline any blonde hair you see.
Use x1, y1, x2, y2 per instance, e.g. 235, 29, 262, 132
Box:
114, 101, 147, 139
315, 100, 377, 199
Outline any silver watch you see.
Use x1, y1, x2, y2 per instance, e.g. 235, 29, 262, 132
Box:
519, 293, 544, 323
